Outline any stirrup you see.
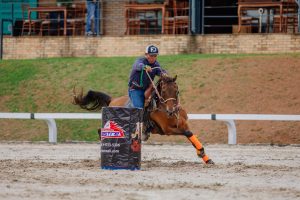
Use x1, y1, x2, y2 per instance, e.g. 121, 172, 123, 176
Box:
141, 131, 150, 141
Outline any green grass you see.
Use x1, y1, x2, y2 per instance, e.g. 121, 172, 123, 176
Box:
1, 53, 299, 142
0, 62, 38, 95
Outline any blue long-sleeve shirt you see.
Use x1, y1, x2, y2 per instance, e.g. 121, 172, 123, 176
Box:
128, 57, 166, 90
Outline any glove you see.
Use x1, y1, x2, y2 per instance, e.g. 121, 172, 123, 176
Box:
144, 66, 152, 72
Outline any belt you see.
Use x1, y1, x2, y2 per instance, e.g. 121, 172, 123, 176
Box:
129, 81, 143, 90
129, 85, 142, 90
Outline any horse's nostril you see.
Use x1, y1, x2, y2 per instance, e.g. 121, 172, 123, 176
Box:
166, 109, 173, 116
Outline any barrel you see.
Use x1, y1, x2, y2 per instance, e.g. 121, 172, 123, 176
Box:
100, 107, 143, 170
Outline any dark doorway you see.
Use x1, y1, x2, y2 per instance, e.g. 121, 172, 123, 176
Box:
203, 0, 238, 34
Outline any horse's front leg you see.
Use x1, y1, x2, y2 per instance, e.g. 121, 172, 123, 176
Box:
183, 130, 214, 165
150, 112, 214, 164
164, 126, 214, 165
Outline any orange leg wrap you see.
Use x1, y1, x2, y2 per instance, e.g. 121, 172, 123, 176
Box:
201, 154, 210, 163
188, 135, 210, 163
188, 135, 203, 150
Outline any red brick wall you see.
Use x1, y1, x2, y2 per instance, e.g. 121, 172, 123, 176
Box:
3, 34, 300, 59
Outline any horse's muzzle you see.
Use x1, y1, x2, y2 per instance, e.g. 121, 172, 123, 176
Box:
166, 106, 177, 117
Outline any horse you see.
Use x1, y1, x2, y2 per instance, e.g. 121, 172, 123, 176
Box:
73, 74, 214, 165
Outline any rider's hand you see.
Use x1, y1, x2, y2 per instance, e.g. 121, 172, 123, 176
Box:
144, 66, 152, 72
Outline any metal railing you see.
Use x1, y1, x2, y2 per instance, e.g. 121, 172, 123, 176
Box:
1, 112, 300, 144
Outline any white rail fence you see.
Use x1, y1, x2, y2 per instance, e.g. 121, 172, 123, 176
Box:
0, 112, 300, 144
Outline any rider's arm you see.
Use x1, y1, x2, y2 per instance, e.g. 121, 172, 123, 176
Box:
155, 63, 167, 76
132, 58, 146, 72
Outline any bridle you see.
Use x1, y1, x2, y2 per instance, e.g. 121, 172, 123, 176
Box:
145, 68, 180, 117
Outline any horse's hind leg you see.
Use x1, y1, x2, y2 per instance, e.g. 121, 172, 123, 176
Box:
183, 130, 214, 164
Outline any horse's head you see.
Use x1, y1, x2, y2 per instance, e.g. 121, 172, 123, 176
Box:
157, 74, 179, 116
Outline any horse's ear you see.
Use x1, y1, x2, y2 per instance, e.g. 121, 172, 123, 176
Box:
173, 75, 177, 82
160, 73, 167, 80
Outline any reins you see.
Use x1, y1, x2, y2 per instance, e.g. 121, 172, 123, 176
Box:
145, 67, 180, 115
145, 67, 164, 102
145, 67, 181, 127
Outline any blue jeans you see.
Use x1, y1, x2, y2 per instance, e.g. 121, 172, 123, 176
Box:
128, 89, 145, 109
86, 1, 99, 34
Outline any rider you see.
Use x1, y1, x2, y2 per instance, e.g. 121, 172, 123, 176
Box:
128, 45, 167, 108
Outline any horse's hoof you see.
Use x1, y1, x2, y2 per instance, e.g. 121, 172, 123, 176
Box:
206, 159, 215, 165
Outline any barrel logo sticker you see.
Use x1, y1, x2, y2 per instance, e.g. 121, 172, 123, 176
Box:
101, 121, 125, 138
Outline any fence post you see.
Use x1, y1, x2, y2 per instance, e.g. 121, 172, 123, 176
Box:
38, 119, 57, 144
220, 119, 237, 145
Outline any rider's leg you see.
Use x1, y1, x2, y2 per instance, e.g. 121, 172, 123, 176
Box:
129, 89, 151, 141
128, 89, 145, 108
183, 130, 214, 164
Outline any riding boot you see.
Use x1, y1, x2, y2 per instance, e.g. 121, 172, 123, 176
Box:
141, 126, 152, 141
142, 95, 155, 141
142, 108, 152, 141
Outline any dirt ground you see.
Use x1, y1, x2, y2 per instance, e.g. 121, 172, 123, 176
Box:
0, 142, 300, 200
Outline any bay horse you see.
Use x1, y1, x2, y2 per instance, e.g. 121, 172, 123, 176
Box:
73, 74, 214, 164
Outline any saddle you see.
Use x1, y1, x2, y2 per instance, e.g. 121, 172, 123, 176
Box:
126, 84, 164, 141
124, 98, 134, 108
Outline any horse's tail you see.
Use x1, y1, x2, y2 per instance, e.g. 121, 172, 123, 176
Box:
72, 87, 111, 111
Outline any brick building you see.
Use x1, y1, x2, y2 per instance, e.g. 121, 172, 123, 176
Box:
1, 0, 300, 59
